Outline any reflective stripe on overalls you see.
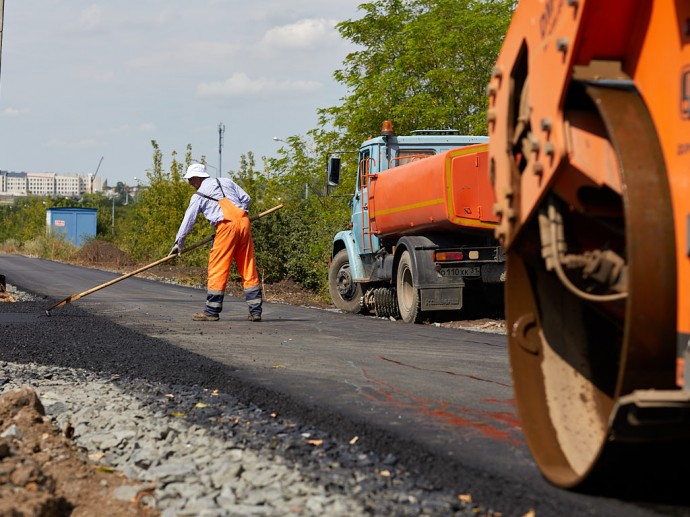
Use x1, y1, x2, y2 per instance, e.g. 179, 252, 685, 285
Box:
202, 180, 262, 317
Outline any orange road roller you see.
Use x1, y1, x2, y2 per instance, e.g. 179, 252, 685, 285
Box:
488, 0, 690, 488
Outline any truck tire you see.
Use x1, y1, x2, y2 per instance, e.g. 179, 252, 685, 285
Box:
396, 251, 422, 323
328, 249, 364, 313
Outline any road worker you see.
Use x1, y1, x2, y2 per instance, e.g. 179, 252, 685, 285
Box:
170, 163, 262, 322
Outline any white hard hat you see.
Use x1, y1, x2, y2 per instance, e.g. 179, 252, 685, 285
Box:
184, 163, 210, 179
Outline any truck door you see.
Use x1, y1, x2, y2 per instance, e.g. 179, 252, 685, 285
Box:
352, 146, 379, 255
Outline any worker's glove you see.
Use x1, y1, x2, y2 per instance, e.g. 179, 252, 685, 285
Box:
169, 243, 180, 256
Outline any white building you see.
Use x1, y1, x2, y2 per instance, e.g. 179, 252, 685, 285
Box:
5, 172, 28, 196
56, 174, 81, 197
0, 170, 103, 197
27, 172, 56, 196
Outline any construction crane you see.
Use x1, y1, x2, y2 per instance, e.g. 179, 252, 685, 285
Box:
89, 156, 103, 194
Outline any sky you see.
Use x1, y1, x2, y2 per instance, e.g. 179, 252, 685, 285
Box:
0, 1, 362, 186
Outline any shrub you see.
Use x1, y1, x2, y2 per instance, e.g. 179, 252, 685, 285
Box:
21, 235, 77, 261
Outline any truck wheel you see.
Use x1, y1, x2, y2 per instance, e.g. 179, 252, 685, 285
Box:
328, 249, 363, 313
396, 251, 422, 323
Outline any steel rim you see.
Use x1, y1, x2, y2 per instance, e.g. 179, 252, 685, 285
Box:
336, 265, 356, 301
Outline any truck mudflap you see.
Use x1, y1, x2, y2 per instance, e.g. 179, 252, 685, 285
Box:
420, 287, 463, 311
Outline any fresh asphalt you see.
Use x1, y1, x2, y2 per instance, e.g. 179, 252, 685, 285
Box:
0, 254, 687, 517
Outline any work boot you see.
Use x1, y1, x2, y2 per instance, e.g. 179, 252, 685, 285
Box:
247, 313, 261, 322
193, 312, 219, 321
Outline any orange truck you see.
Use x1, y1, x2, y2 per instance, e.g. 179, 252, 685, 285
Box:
328, 121, 504, 323
489, 0, 690, 488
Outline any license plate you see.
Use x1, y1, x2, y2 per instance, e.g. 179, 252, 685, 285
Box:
439, 266, 480, 278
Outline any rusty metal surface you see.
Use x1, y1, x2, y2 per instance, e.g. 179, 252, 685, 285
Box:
588, 85, 677, 394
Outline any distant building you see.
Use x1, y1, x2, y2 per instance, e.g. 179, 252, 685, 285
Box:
0, 170, 104, 198
4, 171, 28, 196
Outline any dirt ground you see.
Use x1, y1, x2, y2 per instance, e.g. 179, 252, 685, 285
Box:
0, 387, 158, 517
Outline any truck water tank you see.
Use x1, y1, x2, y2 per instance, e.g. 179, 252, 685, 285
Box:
46, 207, 97, 246
368, 144, 498, 238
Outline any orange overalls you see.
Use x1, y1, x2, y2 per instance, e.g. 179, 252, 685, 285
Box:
203, 190, 262, 318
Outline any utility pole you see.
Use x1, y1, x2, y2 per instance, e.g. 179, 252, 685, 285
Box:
218, 122, 225, 178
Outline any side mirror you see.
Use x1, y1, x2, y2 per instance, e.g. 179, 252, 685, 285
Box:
327, 156, 341, 186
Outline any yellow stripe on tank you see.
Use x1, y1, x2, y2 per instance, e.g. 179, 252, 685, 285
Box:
371, 198, 445, 217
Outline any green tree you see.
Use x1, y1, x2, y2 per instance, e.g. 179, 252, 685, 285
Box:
272, 0, 517, 293
238, 134, 350, 293
320, 0, 515, 141
232, 151, 263, 203
6, 197, 50, 243
118, 141, 203, 261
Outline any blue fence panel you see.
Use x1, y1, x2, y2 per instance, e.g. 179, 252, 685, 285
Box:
46, 208, 97, 246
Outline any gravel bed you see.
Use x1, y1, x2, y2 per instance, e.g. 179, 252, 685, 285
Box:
1, 285, 501, 516
4, 283, 37, 302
